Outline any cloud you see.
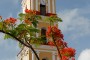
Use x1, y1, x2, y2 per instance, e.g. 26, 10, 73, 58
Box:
58, 8, 90, 40
78, 49, 90, 60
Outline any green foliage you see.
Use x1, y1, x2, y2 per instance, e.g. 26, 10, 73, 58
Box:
16, 24, 26, 31
18, 13, 25, 21
0, 11, 63, 48
0, 22, 3, 30
32, 20, 38, 27
18, 42, 23, 48
44, 16, 62, 25
4, 34, 13, 39
9, 30, 19, 36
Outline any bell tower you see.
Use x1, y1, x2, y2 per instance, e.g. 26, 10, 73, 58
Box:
21, 0, 56, 15
17, 0, 59, 60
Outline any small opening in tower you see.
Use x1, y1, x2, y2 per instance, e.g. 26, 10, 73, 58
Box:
42, 57, 48, 60
41, 27, 47, 44
40, 4, 46, 16
42, 59, 46, 60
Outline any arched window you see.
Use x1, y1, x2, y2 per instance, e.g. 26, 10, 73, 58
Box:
41, 27, 47, 44
40, 0, 46, 16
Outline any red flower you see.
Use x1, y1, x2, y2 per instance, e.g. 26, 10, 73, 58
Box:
9, 17, 17, 24
24, 20, 32, 25
72, 57, 75, 60
51, 26, 64, 39
63, 42, 68, 47
46, 26, 51, 38
32, 10, 36, 15
60, 48, 76, 57
0, 16, 2, 19
61, 56, 69, 60
36, 11, 40, 15
48, 41, 54, 46
46, 13, 56, 16
4, 17, 17, 24
25, 9, 37, 15
46, 26, 64, 42
56, 40, 63, 46
25, 9, 31, 13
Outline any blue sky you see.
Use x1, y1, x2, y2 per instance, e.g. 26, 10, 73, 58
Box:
0, 0, 90, 60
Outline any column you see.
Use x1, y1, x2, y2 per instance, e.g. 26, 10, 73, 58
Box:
52, 0, 55, 13
52, 52, 56, 60
46, 0, 48, 13
48, 0, 50, 13
31, 0, 34, 10
50, 0, 53, 13
36, 51, 40, 60
36, 0, 39, 11
57, 55, 60, 60
38, 0, 40, 11
32, 52, 35, 60
26, 0, 30, 9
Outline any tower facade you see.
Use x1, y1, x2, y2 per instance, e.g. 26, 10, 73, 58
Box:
17, 0, 59, 60
21, 0, 56, 14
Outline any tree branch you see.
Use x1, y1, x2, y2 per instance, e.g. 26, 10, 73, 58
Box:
0, 30, 40, 60
52, 37, 62, 59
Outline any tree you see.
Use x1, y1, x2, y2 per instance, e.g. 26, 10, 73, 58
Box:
0, 9, 75, 60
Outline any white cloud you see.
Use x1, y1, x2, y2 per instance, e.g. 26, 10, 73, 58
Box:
58, 9, 78, 32
78, 49, 90, 60
58, 8, 90, 40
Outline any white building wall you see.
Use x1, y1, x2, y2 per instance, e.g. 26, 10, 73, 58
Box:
22, 0, 56, 14
47, 0, 51, 13
31, 0, 34, 10
52, 0, 55, 14
36, 0, 39, 11
26, 0, 30, 9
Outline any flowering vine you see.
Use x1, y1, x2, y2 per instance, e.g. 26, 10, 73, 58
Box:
46, 23, 76, 60
0, 8, 76, 60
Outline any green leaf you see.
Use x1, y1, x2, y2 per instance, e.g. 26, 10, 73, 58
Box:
18, 42, 23, 48
35, 15, 41, 20
56, 17, 62, 22
16, 24, 26, 31
18, 13, 25, 21
4, 34, 13, 39
9, 30, 19, 36
32, 20, 38, 27
19, 13, 25, 17
27, 26, 40, 33
0, 22, 3, 30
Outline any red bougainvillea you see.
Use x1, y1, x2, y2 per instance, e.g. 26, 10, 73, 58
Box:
46, 26, 64, 39
46, 13, 56, 16
60, 48, 76, 57
24, 20, 32, 25
0, 8, 76, 60
61, 56, 69, 60
25, 9, 40, 15
47, 41, 54, 46
46, 26, 51, 38
25, 9, 31, 13
0, 16, 2, 19
4, 17, 17, 24
46, 26, 76, 60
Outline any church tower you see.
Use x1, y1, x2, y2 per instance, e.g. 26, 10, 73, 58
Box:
21, 0, 56, 14
17, 0, 59, 60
